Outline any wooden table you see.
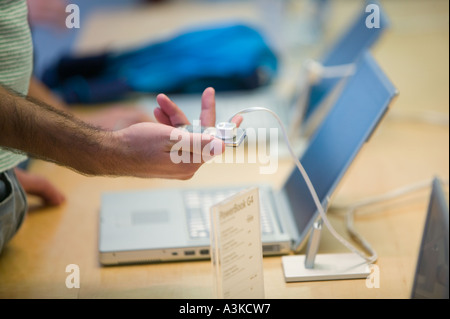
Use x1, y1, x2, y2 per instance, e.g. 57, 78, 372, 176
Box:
0, 0, 448, 299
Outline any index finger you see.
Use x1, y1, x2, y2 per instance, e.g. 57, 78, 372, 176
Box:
155, 93, 190, 127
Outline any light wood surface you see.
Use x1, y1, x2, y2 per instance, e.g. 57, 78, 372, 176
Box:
0, 0, 448, 299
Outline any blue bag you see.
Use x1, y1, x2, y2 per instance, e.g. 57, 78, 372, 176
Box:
42, 23, 278, 104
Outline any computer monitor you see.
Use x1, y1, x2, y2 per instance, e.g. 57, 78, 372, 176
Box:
285, 51, 397, 250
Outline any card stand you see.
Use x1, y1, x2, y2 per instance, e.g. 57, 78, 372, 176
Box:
210, 187, 265, 298
281, 218, 371, 282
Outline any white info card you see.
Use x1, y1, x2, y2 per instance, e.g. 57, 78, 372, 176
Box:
210, 187, 265, 299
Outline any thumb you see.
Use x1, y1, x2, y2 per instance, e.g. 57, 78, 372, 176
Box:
169, 129, 224, 162
188, 132, 224, 157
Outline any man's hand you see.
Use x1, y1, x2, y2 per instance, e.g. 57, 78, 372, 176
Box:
111, 87, 238, 179
14, 168, 65, 206
111, 122, 223, 179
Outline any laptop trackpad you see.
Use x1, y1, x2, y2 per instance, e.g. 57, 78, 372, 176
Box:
130, 210, 170, 225
100, 189, 189, 251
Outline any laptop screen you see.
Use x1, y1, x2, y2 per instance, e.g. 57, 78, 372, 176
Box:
411, 178, 449, 299
283, 52, 397, 250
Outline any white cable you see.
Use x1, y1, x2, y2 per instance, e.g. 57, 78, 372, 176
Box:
388, 109, 449, 126
343, 178, 449, 260
342, 179, 435, 211
228, 107, 378, 264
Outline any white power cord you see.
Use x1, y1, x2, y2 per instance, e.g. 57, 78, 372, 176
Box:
228, 106, 378, 264
341, 178, 449, 260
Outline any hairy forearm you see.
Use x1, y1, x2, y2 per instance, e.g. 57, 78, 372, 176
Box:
0, 85, 122, 176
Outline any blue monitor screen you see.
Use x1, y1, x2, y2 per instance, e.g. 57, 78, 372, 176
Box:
283, 52, 397, 250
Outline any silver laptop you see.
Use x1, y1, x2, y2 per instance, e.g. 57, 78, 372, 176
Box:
98, 52, 397, 265
411, 177, 449, 299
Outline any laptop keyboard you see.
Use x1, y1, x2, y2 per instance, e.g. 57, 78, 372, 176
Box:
183, 189, 274, 239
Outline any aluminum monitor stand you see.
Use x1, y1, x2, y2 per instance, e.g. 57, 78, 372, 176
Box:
281, 205, 372, 282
